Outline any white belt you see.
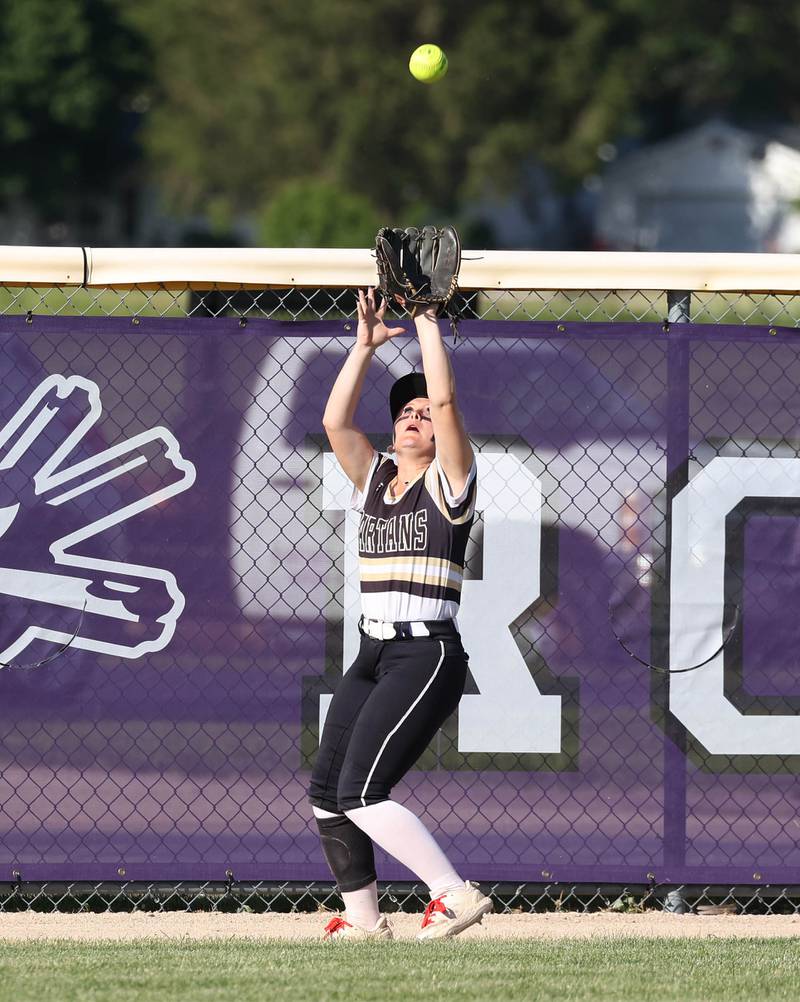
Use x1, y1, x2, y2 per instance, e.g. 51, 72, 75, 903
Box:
360, 617, 433, 640
359, 617, 459, 640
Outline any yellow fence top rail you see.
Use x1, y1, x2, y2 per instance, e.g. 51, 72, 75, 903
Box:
2, 246, 800, 293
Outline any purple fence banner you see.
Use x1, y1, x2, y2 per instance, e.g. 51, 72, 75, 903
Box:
1, 315, 800, 886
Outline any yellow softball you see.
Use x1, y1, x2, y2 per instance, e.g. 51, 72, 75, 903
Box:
409, 44, 448, 84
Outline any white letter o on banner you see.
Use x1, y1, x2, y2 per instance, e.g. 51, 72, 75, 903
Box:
670, 456, 800, 755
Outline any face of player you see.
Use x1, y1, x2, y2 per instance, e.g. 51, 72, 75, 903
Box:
392, 397, 435, 457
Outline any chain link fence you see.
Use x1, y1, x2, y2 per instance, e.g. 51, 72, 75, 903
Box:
4, 283, 800, 325
1, 282, 799, 915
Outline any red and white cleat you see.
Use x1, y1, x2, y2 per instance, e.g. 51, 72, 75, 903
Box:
416, 881, 493, 941
323, 915, 394, 941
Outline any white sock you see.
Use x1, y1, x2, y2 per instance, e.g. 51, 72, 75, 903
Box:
341, 881, 381, 930
345, 801, 463, 899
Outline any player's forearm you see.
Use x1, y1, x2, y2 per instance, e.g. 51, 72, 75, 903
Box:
322, 342, 376, 429
414, 312, 456, 406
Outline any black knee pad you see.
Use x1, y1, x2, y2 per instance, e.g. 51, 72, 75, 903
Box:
316, 814, 376, 893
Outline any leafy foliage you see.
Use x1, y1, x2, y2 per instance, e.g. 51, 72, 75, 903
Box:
128, 0, 644, 219
0, 0, 146, 225
6, 0, 800, 237
257, 180, 381, 247
127, 0, 800, 227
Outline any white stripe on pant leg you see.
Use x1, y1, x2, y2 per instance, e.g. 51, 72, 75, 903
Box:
359, 641, 446, 808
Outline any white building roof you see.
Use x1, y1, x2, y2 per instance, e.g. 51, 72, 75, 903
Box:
596, 121, 800, 252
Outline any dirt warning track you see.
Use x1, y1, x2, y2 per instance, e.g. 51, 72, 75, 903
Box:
1, 912, 799, 941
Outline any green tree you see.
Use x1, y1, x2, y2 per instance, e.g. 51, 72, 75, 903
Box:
130, 0, 645, 220
0, 0, 147, 233
258, 180, 381, 247
632, 1, 800, 134
72, 0, 800, 233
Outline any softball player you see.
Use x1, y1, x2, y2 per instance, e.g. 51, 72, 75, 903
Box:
309, 288, 492, 940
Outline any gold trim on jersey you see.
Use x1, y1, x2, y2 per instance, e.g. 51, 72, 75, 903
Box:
424, 463, 476, 525
360, 555, 459, 570
359, 555, 463, 592
360, 571, 464, 592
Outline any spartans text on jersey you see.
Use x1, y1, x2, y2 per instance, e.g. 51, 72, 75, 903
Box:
358, 510, 428, 555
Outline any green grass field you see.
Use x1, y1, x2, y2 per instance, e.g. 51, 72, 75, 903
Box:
0, 938, 798, 1002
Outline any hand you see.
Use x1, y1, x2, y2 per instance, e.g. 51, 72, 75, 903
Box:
356, 288, 405, 348
394, 295, 439, 323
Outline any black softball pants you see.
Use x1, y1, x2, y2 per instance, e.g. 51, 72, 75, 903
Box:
309, 629, 468, 813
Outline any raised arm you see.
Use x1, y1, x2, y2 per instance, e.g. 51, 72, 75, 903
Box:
323, 289, 404, 493
413, 308, 474, 495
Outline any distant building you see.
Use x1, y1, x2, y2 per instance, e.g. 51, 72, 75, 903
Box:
595, 121, 800, 252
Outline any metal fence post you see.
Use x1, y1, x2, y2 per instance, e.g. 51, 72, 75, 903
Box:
662, 289, 692, 879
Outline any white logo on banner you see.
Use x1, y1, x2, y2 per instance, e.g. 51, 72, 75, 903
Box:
0, 374, 196, 665
322, 452, 561, 754
670, 456, 800, 756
